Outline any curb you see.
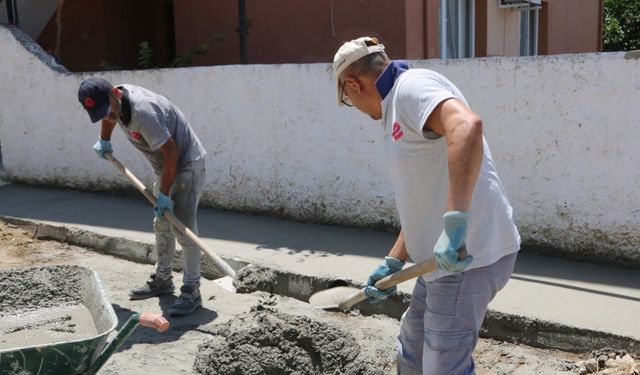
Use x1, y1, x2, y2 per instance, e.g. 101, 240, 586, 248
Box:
1, 215, 638, 355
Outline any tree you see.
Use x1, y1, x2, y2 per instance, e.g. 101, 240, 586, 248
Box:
603, 0, 640, 51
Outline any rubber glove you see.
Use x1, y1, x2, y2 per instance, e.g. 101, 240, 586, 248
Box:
154, 192, 174, 219
434, 211, 474, 272
364, 256, 405, 303
93, 137, 113, 159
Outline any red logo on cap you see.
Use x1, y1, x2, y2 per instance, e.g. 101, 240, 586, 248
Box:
84, 97, 95, 108
130, 131, 142, 140
392, 122, 404, 141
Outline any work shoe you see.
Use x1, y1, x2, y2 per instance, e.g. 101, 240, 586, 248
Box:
168, 285, 202, 316
129, 274, 175, 300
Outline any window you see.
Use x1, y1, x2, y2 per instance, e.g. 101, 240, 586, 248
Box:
520, 7, 539, 56
440, 0, 475, 59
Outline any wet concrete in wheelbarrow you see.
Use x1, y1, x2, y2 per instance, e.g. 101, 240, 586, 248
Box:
0, 265, 83, 316
1, 221, 638, 374
0, 265, 99, 350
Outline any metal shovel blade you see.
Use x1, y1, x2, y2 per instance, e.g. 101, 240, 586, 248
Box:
309, 257, 446, 311
309, 286, 362, 310
213, 276, 236, 293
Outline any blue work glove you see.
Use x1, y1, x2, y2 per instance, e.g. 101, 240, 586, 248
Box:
93, 137, 112, 159
434, 211, 474, 272
154, 192, 174, 219
364, 256, 405, 303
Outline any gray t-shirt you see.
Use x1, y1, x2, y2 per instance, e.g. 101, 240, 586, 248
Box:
381, 69, 520, 282
116, 84, 206, 175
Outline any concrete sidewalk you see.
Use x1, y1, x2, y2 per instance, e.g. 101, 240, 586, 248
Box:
0, 183, 638, 351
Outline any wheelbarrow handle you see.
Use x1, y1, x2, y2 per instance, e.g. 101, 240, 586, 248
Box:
88, 312, 170, 375
139, 312, 170, 332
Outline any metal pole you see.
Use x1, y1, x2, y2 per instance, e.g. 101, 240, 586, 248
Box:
238, 0, 248, 64
6, 0, 19, 26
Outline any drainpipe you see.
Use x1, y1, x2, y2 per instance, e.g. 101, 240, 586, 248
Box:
238, 0, 248, 64
6, 0, 19, 26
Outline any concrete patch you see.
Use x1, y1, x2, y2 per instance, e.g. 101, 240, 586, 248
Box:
233, 264, 278, 293
2, 216, 639, 356
194, 305, 387, 375
1, 221, 638, 374
483, 311, 639, 355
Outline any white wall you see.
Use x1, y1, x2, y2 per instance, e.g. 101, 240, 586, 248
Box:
1, 26, 639, 263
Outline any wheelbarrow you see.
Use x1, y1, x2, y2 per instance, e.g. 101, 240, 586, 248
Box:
0, 265, 170, 375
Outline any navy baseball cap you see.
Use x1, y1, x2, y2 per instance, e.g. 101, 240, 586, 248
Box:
78, 77, 112, 123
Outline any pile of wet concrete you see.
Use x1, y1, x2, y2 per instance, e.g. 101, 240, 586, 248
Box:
232, 265, 278, 294
193, 302, 388, 375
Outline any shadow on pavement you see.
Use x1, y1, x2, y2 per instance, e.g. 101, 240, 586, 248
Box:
1, 184, 638, 295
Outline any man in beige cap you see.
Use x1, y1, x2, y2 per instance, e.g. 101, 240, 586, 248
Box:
333, 37, 520, 374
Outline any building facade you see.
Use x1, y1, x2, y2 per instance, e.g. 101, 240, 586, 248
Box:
0, 0, 603, 71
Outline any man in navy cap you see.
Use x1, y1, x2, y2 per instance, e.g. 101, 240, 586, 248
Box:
78, 77, 207, 316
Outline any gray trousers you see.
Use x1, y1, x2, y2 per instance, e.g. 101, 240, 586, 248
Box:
396, 252, 517, 375
153, 158, 205, 287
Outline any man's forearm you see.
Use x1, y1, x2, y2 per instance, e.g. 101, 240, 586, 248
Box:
389, 230, 410, 262
100, 119, 116, 140
159, 138, 179, 195
159, 158, 178, 195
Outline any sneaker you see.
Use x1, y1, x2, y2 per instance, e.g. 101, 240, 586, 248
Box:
129, 274, 175, 300
168, 285, 202, 316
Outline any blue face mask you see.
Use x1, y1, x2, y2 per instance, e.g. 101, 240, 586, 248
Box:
375, 60, 410, 100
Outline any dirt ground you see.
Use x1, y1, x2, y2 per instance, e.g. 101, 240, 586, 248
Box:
0, 220, 637, 375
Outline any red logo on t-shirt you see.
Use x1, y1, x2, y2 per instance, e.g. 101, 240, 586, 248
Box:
130, 131, 142, 140
392, 122, 404, 141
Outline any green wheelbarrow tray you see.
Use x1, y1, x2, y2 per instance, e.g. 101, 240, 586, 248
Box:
0, 265, 169, 375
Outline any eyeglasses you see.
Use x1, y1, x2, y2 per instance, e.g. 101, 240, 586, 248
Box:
340, 80, 353, 107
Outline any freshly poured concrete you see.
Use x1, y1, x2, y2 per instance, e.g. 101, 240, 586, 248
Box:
1, 222, 637, 374
0, 184, 639, 345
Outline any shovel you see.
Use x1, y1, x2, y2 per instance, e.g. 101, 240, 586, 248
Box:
105, 153, 237, 292
309, 249, 467, 310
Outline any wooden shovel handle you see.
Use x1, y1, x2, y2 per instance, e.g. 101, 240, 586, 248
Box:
375, 248, 468, 290
338, 248, 468, 310
105, 153, 236, 278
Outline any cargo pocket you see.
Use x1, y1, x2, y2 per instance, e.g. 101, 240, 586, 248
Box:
426, 273, 464, 316
425, 328, 474, 351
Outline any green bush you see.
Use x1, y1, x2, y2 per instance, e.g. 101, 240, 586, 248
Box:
603, 0, 640, 51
